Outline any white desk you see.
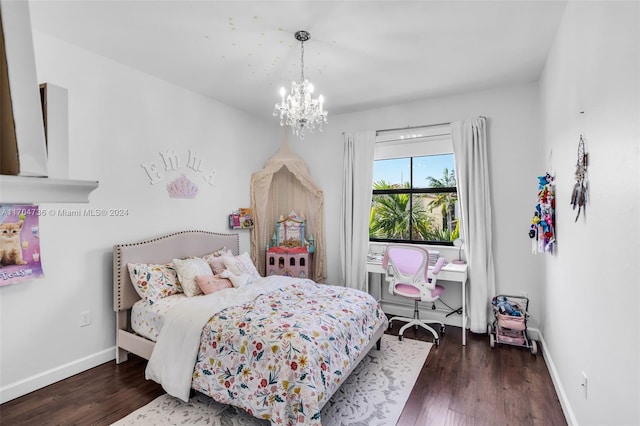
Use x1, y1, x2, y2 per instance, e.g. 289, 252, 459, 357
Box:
367, 260, 469, 345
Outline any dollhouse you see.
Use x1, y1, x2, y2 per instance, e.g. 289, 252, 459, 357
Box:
265, 211, 314, 279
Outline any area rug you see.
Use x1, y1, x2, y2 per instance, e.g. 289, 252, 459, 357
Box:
113, 334, 431, 426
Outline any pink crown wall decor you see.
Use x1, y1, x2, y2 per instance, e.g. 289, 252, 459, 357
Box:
166, 174, 199, 199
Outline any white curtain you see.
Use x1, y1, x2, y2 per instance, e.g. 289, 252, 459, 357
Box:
451, 117, 496, 333
339, 131, 375, 290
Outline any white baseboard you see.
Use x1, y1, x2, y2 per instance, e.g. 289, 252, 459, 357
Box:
529, 328, 577, 426
0, 346, 115, 404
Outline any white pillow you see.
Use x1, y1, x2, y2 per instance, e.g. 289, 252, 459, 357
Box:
172, 257, 213, 297
222, 252, 260, 279
220, 269, 252, 288
126, 263, 181, 304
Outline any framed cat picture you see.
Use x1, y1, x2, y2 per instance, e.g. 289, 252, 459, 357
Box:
0, 204, 43, 286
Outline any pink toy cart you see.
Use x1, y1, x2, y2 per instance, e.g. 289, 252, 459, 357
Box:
488, 294, 537, 354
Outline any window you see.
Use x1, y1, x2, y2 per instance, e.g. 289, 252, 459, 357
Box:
369, 125, 459, 246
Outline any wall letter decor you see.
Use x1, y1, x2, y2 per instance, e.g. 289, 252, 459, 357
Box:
159, 149, 180, 172
186, 149, 204, 172
140, 162, 163, 185
140, 148, 216, 198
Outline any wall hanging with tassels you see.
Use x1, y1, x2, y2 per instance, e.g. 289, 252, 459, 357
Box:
529, 173, 556, 254
570, 135, 589, 221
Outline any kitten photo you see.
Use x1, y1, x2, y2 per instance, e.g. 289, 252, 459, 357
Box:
0, 220, 27, 266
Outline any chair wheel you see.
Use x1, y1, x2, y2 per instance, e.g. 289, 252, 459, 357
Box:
434, 338, 440, 346
388, 321, 393, 330
440, 325, 446, 334
398, 335, 404, 341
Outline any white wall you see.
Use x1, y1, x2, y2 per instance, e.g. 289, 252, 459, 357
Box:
296, 83, 546, 326
0, 32, 280, 403
3, 5, 637, 424
539, 2, 639, 425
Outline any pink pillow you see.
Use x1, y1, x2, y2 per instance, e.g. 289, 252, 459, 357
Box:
203, 249, 233, 274
196, 274, 232, 295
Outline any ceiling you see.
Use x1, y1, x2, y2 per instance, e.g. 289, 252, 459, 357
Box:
27, 0, 567, 120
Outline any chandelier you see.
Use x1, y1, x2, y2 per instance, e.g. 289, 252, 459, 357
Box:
273, 30, 328, 139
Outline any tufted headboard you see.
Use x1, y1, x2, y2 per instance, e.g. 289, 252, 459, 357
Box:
113, 230, 239, 312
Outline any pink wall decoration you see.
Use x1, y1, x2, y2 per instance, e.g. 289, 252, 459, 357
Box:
0, 204, 44, 286
167, 174, 199, 199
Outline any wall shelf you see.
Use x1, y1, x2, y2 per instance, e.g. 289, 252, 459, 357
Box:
0, 175, 98, 204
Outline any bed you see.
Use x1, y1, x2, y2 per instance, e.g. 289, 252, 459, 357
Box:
113, 230, 387, 425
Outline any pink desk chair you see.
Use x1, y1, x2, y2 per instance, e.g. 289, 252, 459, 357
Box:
383, 244, 447, 345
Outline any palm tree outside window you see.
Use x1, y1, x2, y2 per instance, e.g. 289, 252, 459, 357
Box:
370, 154, 459, 246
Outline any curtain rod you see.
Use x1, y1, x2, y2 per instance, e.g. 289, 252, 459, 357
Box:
376, 116, 486, 135
342, 116, 486, 136
376, 121, 451, 135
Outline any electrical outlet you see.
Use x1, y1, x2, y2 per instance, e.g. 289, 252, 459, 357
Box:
80, 310, 91, 327
581, 371, 588, 399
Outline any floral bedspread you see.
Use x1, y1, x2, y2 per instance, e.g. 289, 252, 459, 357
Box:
190, 278, 387, 425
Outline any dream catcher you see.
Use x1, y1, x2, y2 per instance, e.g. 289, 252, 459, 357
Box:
529, 173, 556, 254
570, 135, 588, 221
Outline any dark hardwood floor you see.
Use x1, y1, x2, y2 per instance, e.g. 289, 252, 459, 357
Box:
395, 325, 566, 426
0, 323, 566, 426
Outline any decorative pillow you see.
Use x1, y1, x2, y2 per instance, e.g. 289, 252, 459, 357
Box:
202, 248, 233, 274
196, 274, 233, 295
211, 247, 230, 257
220, 269, 253, 288
127, 263, 181, 304
172, 257, 213, 297
222, 252, 260, 279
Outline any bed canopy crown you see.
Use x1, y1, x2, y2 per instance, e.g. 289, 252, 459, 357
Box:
250, 133, 325, 281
